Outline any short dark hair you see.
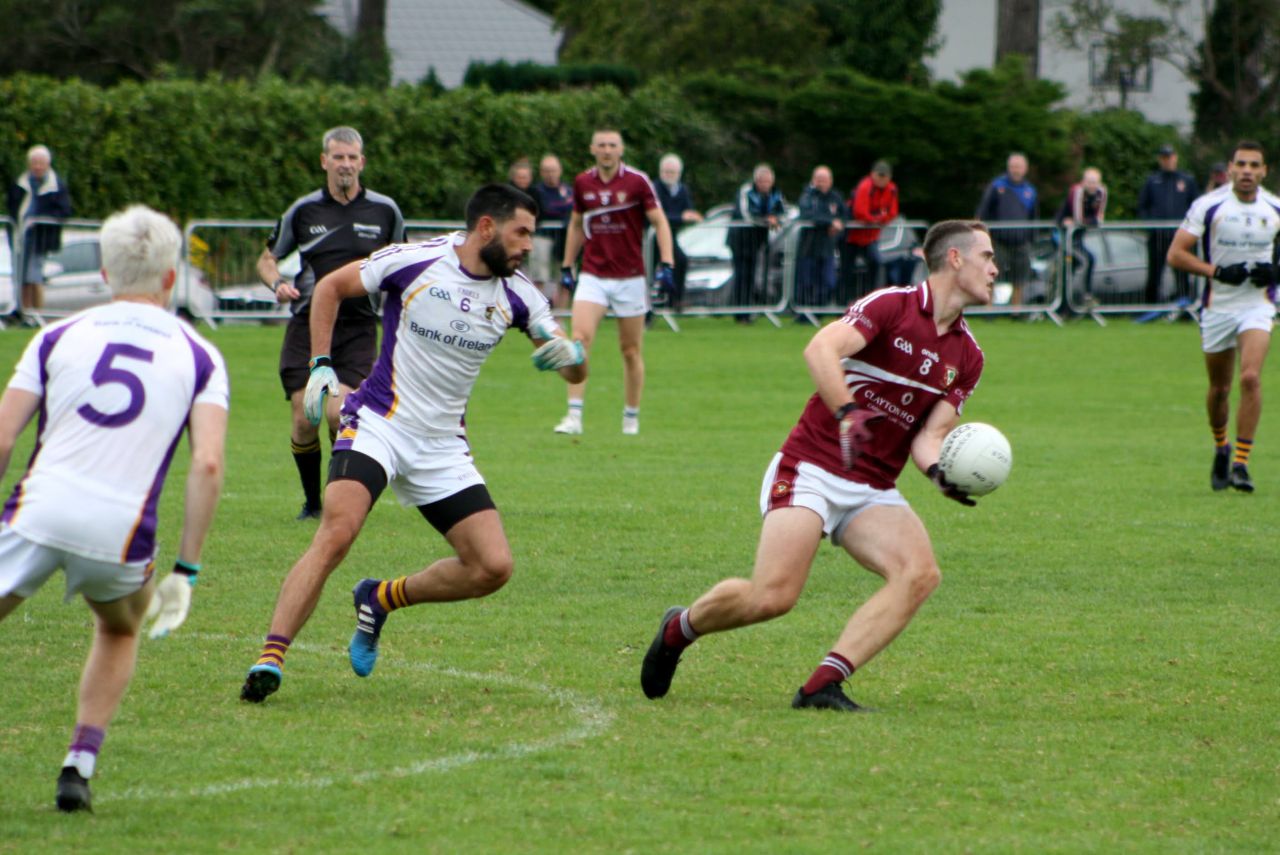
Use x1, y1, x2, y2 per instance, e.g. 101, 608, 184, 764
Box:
465, 183, 539, 230
1231, 140, 1265, 162
923, 220, 989, 273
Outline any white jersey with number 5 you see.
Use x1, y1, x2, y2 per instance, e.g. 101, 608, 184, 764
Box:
2, 302, 229, 563
1180, 185, 1280, 311
339, 232, 556, 439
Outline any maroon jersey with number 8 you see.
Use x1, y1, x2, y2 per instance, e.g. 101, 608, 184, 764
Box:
780, 283, 985, 489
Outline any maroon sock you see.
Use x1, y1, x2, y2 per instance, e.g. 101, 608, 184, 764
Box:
661, 608, 698, 651
801, 652, 854, 695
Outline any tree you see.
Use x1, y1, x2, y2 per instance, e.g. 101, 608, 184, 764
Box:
555, 0, 939, 84
0, 0, 351, 85
1050, 0, 1170, 109
999, 0, 1041, 77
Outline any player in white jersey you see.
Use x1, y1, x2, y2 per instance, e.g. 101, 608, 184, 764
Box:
0, 205, 228, 812
241, 184, 586, 703
1168, 141, 1280, 493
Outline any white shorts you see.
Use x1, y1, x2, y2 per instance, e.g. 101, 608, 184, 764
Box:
759, 453, 909, 545
339, 406, 486, 507
1200, 303, 1275, 353
0, 526, 153, 603
574, 273, 648, 318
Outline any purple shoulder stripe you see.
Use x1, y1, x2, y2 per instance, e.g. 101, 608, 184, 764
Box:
381, 257, 440, 295
503, 282, 532, 332
181, 329, 218, 400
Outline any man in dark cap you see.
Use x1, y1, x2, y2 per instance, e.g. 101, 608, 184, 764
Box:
1138, 144, 1199, 304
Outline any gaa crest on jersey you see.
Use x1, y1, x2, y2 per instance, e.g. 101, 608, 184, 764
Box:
485, 306, 495, 320
772, 479, 791, 497
618, 191, 627, 203
943, 366, 958, 388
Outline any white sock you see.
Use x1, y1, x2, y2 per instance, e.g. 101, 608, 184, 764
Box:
62, 749, 97, 779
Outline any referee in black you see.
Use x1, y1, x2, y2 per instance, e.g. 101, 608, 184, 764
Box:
257, 126, 405, 519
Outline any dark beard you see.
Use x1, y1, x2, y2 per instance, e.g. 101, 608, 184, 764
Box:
479, 236, 521, 278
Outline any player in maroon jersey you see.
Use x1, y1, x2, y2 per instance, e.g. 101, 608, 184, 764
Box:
641, 220, 996, 711
554, 129, 675, 436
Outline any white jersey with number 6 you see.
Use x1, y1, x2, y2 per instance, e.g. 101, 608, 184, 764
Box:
2, 301, 229, 563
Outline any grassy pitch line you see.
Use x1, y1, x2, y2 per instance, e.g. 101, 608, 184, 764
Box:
99, 634, 616, 803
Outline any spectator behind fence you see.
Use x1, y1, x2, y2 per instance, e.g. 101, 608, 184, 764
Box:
531, 154, 574, 306
7, 145, 72, 321
654, 153, 702, 310
842, 160, 898, 300
1056, 167, 1107, 306
1138, 144, 1199, 304
507, 158, 534, 192
976, 152, 1038, 304
796, 165, 846, 307
1205, 161, 1229, 194
728, 163, 785, 323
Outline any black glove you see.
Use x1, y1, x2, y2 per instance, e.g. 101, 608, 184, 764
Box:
560, 266, 577, 293
1248, 262, 1277, 288
654, 262, 675, 295
835, 403, 885, 471
1214, 263, 1250, 285
927, 463, 976, 507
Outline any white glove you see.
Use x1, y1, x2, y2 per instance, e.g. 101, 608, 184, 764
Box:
303, 358, 340, 425
532, 337, 585, 371
145, 570, 196, 639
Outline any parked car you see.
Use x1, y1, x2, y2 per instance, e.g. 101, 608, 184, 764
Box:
35, 228, 287, 321
675, 204, 797, 308
1029, 228, 1161, 306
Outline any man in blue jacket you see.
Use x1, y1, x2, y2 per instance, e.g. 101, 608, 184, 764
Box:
975, 153, 1037, 304
7, 145, 72, 320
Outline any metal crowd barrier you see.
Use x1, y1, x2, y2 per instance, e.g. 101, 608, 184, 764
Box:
181, 220, 288, 326
1057, 221, 1202, 325
0, 215, 14, 319
789, 220, 932, 322
1, 215, 1215, 332
7, 217, 107, 325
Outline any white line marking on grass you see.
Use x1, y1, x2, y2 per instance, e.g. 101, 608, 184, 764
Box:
102, 634, 614, 802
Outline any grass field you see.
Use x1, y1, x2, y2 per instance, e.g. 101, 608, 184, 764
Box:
0, 315, 1277, 853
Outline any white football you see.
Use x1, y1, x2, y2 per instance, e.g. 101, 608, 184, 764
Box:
938, 422, 1012, 497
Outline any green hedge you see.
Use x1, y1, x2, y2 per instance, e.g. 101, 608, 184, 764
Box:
0, 66, 1183, 225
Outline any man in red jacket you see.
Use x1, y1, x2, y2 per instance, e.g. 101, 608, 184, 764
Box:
841, 161, 899, 301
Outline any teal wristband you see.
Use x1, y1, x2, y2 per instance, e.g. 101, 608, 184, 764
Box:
174, 559, 201, 576
309, 355, 332, 370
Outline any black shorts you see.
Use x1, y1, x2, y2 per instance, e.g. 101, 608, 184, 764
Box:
279, 316, 378, 398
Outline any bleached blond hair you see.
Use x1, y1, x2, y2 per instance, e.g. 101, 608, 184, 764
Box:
100, 205, 182, 297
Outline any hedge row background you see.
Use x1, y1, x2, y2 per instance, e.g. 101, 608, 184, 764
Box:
1, 63, 1189, 226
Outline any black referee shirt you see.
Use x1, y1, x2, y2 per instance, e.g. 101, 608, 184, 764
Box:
267, 186, 405, 321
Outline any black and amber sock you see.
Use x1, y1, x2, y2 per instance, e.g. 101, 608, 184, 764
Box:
256, 634, 291, 670
1212, 426, 1229, 448
291, 438, 323, 510
369, 577, 411, 613
1233, 437, 1253, 466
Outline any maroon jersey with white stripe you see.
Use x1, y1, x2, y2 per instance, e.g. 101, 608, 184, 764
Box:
780, 283, 985, 489
573, 164, 659, 278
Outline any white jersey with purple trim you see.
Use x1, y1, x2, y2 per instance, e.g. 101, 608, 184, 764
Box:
1180, 185, 1280, 311
2, 301, 229, 563
344, 232, 556, 438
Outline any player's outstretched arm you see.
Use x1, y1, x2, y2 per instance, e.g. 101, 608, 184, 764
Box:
148, 401, 227, 639
530, 321, 587, 383
913, 402, 975, 506
561, 211, 585, 270
802, 320, 868, 416
0, 388, 39, 481
1166, 229, 1214, 278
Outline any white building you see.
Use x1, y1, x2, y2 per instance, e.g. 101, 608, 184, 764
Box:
928, 0, 1211, 130
320, 0, 560, 88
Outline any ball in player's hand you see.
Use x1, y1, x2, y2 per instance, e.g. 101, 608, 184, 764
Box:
938, 422, 1012, 497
